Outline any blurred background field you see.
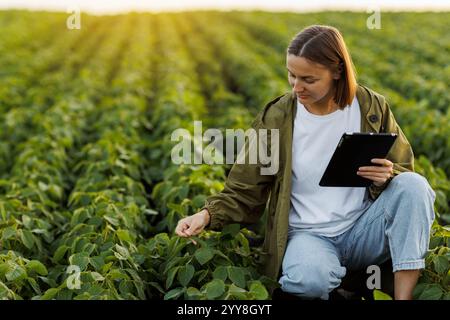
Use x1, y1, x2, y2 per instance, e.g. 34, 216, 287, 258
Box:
0, 9, 449, 300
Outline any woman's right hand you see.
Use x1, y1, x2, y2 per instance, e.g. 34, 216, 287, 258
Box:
175, 209, 210, 244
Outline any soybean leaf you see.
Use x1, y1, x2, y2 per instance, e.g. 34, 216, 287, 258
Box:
41, 288, 59, 300
116, 229, 132, 242
213, 266, 228, 281
6, 264, 27, 282
20, 229, 35, 249
69, 252, 90, 271
228, 283, 248, 300
186, 287, 202, 299
433, 255, 449, 274
164, 287, 185, 300
205, 279, 225, 299
166, 266, 180, 289
178, 264, 195, 287
90, 272, 105, 282
228, 266, 246, 288
195, 247, 214, 265
221, 224, 241, 238
373, 289, 393, 300
418, 284, 444, 300
26, 260, 48, 276
53, 245, 69, 263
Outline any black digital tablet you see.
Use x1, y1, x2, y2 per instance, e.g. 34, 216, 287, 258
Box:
319, 132, 398, 187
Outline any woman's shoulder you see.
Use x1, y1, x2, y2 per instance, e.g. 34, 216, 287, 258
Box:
252, 91, 295, 129
357, 84, 388, 107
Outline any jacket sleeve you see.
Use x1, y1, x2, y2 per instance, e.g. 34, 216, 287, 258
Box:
368, 101, 415, 200
201, 115, 276, 231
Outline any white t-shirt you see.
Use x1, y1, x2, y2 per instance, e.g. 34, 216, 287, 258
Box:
288, 96, 372, 237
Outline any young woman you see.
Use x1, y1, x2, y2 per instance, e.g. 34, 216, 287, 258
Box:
175, 25, 436, 300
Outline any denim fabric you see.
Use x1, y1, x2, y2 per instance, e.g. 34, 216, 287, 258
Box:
278, 172, 436, 300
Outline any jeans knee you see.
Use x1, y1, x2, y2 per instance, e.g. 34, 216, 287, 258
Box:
300, 273, 332, 299
391, 172, 435, 201
390, 172, 436, 222
279, 265, 345, 299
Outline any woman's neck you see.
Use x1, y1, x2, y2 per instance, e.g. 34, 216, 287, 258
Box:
303, 90, 339, 115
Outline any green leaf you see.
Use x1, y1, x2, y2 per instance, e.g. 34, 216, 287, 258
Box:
0, 263, 8, 277
90, 272, 105, 282
114, 244, 130, 260
109, 269, 128, 281
228, 266, 246, 288
89, 256, 105, 271
186, 287, 201, 299
373, 289, 393, 300
69, 252, 90, 271
197, 269, 208, 283
26, 260, 48, 276
213, 266, 228, 281
166, 266, 180, 289
249, 281, 269, 300
53, 245, 69, 263
228, 283, 248, 299
1, 227, 16, 241
205, 279, 225, 299
27, 277, 41, 295
417, 284, 444, 300
20, 229, 35, 249
164, 287, 185, 300
178, 264, 195, 287
221, 224, 241, 238
191, 195, 207, 209
41, 288, 59, 300
38, 181, 48, 192
116, 229, 132, 242
48, 185, 62, 201
195, 247, 214, 265
22, 215, 32, 229
433, 255, 449, 274
6, 264, 27, 282
144, 208, 158, 216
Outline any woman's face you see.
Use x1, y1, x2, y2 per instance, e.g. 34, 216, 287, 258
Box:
286, 54, 340, 105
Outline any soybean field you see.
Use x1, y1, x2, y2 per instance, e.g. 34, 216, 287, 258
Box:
0, 10, 449, 300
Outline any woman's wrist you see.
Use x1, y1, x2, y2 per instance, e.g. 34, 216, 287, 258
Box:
200, 208, 211, 227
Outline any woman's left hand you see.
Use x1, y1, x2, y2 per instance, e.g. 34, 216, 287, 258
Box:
357, 158, 394, 187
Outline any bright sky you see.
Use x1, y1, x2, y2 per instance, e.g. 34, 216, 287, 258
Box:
1, 0, 449, 13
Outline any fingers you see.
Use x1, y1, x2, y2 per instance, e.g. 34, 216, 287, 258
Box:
359, 159, 393, 175
370, 158, 393, 166
357, 171, 390, 178
175, 216, 204, 241
358, 167, 393, 177
175, 221, 190, 237
185, 221, 203, 237
175, 221, 198, 245
357, 158, 393, 184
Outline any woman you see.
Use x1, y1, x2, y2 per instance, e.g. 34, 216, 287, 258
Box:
175, 25, 436, 300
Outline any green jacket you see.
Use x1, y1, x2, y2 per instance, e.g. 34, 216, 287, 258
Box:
203, 84, 414, 295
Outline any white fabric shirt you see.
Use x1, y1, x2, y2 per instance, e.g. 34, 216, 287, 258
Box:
289, 95, 372, 237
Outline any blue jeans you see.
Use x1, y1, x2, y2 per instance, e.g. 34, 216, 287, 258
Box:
279, 172, 436, 300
